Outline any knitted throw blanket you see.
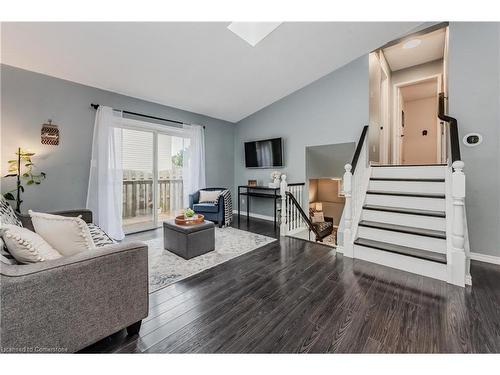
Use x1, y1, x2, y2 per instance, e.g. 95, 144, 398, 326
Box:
219, 189, 233, 227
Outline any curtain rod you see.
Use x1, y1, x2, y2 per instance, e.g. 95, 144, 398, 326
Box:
90, 103, 205, 128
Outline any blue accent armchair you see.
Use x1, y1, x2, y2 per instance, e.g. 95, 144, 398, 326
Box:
189, 187, 226, 228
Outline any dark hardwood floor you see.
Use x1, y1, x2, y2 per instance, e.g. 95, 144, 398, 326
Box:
81, 215, 500, 353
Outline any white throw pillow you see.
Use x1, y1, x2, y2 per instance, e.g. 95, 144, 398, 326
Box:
29, 210, 95, 256
0, 224, 62, 264
311, 211, 325, 223
198, 190, 221, 204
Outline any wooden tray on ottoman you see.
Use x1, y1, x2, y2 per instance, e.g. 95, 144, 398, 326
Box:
175, 214, 205, 225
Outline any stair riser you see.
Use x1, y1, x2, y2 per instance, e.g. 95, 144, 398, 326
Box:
357, 227, 446, 254
353, 245, 447, 281
368, 180, 445, 194
371, 166, 446, 179
365, 194, 446, 212
362, 209, 446, 231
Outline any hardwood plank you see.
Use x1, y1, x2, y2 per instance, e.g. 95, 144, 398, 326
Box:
82, 217, 500, 354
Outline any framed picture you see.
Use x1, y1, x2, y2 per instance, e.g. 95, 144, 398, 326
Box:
248, 179, 257, 187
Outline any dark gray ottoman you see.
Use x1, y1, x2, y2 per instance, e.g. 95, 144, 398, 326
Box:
163, 219, 215, 259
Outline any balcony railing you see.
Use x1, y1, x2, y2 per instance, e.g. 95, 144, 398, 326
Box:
122, 178, 184, 220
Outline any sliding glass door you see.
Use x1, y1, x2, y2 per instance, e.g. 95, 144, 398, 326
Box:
122, 128, 155, 233
157, 133, 190, 223
121, 120, 190, 234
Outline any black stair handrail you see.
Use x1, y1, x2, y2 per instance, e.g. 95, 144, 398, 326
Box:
438, 92, 461, 164
351, 125, 369, 173
285, 191, 321, 240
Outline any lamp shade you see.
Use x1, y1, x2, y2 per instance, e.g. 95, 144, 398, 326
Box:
315, 202, 323, 211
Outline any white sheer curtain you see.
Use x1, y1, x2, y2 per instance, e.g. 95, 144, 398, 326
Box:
86, 106, 125, 240
182, 124, 206, 207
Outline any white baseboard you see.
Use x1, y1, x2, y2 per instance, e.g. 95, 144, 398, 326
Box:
232, 210, 274, 222
470, 252, 500, 265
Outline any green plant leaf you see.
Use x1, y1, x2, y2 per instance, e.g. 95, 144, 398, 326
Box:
26, 180, 34, 185
8, 160, 17, 164
35, 181, 41, 185
22, 173, 29, 177
3, 192, 15, 200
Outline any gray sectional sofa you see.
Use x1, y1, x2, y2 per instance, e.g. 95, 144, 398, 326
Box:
0, 208, 149, 353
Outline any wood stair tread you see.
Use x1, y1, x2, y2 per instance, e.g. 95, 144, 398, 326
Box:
371, 164, 447, 167
354, 238, 447, 264
359, 220, 446, 239
370, 177, 445, 182
363, 204, 446, 218
366, 191, 445, 199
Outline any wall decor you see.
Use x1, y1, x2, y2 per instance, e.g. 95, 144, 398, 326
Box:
247, 179, 257, 187
41, 119, 60, 145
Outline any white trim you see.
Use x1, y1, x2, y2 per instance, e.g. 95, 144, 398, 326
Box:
232, 210, 274, 222
470, 252, 500, 265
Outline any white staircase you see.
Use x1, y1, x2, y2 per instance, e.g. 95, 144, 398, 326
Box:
340, 128, 470, 287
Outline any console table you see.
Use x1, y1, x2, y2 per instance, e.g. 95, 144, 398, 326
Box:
237, 185, 280, 229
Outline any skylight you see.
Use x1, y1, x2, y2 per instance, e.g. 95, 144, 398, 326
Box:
227, 22, 281, 47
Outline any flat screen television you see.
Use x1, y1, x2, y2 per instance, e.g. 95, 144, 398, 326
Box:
244, 138, 283, 168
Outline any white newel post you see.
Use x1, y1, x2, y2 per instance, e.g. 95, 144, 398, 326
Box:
450, 160, 466, 286
280, 174, 288, 237
343, 164, 354, 257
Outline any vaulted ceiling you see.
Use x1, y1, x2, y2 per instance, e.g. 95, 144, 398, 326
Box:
1, 22, 422, 122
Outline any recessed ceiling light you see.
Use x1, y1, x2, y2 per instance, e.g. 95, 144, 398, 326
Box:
227, 22, 281, 47
403, 39, 422, 49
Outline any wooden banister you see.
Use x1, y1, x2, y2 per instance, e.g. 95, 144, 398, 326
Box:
438, 92, 461, 164
351, 125, 369, 173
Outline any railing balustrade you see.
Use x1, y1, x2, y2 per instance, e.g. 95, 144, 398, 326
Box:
279, 177, 307, 236
122, 178, 183, 219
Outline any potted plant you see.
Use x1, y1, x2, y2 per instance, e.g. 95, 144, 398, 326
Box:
3, 147, 46, 213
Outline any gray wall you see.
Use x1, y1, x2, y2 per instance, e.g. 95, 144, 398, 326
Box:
448, 22, 500, 257
234, 56, 369, 217
1, 64, 235, 213
306, 142, 355, 179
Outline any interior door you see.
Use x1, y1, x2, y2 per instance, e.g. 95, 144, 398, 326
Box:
398, 90, 405, 164
379, 68, 389, 164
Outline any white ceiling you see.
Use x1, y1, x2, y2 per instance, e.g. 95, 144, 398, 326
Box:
1, 22, 421, 122
400, 79, 438, 101
383, 28, 445, 71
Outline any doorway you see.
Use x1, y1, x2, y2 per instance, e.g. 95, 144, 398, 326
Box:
120, 119, 191, 233
369, 24, 448, 165
394, 75, 442, 165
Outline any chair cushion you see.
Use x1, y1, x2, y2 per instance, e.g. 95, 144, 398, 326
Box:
198, 190, 221, 204
0, 195, 22, 227
193, 203, 219, 213
87, 223, 115, 247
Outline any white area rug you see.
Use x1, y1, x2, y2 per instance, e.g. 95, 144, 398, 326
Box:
146, 227, 276, 293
